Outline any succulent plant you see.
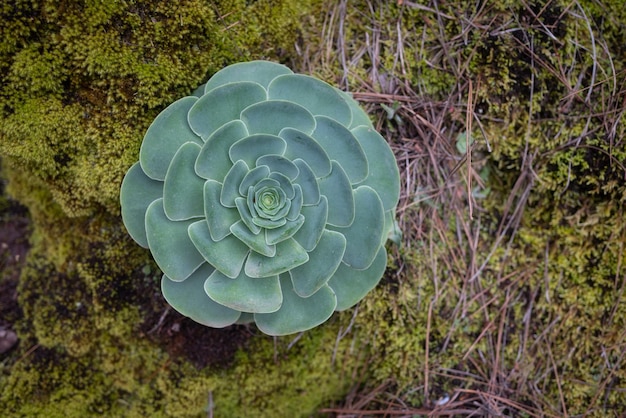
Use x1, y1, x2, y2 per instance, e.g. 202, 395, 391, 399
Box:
120, 61, 400, 336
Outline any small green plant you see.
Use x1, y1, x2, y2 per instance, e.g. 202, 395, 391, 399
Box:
120, 61, 400, 335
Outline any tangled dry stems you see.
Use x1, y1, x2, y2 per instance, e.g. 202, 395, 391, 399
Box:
307, 0, 626, 416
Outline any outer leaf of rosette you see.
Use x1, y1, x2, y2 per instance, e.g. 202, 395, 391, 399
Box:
329, 185, 385, 270
268, 74, 353, 127
312, 116, 368, 184
255, 273, 337, 336
161, 264, 241, 327
188, 219, 249, 279
241, 100, 316, 136
336, 89, 374, 130
120, 162, 163, 248
289, 229, 346, 297
352, 126, 400, 212
318, 161, 354, 227
145, 198, 205, 282
327, 246, 387, 311
245, 238, 309, 278
163, 142, 205, 221
204, 268, 283, 314
203, 60, 293, 92
140, 96, 201, 181
188, 82, 266, 139
195, 120, 248, 181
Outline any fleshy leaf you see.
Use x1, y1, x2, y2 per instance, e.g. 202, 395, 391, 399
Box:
280, 128, 331, 177
292, 196, 328, 251
229, 134, 287, 168
236, 196, 261, 235
328, 247, 387, 311
255, 274, 337, 336
139, 96, 201, 181
163, 142, 205, 221
204, 180, 240, 241
239, 165, 271, 195
241, 100, 316, 135
312, 116, 368, 184
195, 120, 248, 180
230, 220, 276, 257
286, 184, 303, 221
268, 74, 352, 126
188, 82, 266, 139
120, 162, 163, 248
265, 214, 305, 245
331, 186, 384, 269
318, 161, 355, 227
268, 172, 294, 199
292, 159, 320, 205
221, 160, 249, 208
161, 264, 241, 327
256, 155, 299, 180
353, 126, 400, 211
145, 199, 205, 282
245, 238, 309, 278
337, 89, 374, 129
290, 230, 346, 297
204, 269, 282, 314
188, 220, 249, 279
204, 60, 292, 92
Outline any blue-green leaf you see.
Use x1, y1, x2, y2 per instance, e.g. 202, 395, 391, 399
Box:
312, 116, 368, 184
265, 214, 305, 245
220, 160, 249, 208
204, 60, 292, 92
188, 220, 249, 279
161, 264, 241, 327
188, 82, 266, 139
352, 126, 400, 211
330, 186, 384, 269
293, 196, 328, 251
204, 180, 240, 241
292, 159, 320, 205
120, 162, 163, 248
255, 274, 337, 336
256, 155, 299, 180
145, 199, 205, 282
163, 142, 204, 221
328, 247, 387, 311
318, 161, 355, 227
280, 128, 331, 177
230, 220, 276, 257
195, 120, 248, 181
268, 74, 352, 126
139, 96, 201, 181
204, 269, 282, 314
229, 134, 286, 168
245, 238, 309, 278
241, 100, 316, 135
290, 230, 346, 297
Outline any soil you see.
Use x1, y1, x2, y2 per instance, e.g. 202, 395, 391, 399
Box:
0, 183, 29, 355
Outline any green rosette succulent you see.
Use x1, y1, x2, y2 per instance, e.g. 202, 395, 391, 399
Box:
120, 61, 400, 336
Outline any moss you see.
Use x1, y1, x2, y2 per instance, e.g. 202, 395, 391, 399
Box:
298, 0, 626, 414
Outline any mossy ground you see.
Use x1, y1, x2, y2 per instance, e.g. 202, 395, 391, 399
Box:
1, 0, 625, 417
